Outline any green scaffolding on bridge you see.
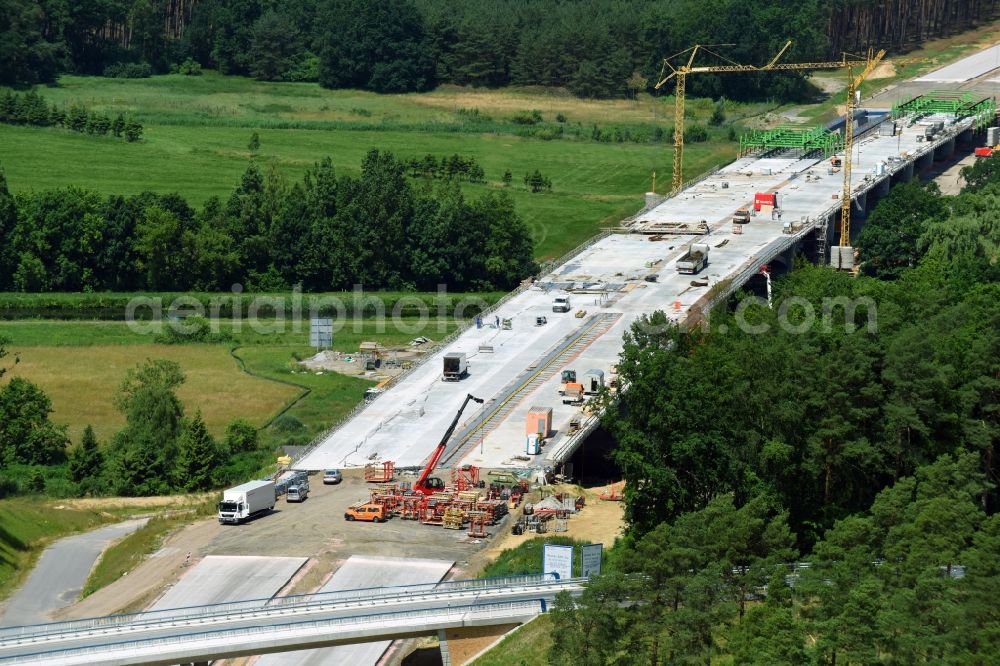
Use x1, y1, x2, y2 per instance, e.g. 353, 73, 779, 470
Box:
891, 91, 997, 130
739, 125, 844, 158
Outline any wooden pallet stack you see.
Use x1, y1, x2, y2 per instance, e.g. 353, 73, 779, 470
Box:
443, 507, 466, 530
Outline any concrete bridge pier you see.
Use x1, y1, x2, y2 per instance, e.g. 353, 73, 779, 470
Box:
876, 176, 891, 197
899, 161, 915, 182
959, 128, 976, 146
935, 137, 956, 160
917, 151, 934, 172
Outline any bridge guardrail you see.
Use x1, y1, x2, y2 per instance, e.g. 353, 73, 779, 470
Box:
3, 600, 550, 664
0, 574, 559, 644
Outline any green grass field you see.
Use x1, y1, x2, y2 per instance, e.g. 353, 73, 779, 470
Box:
0, 76, 744, 259
2, 343, 300, 443
0, 317, 463, 447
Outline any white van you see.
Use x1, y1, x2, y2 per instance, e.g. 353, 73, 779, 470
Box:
286, 484, 309, 502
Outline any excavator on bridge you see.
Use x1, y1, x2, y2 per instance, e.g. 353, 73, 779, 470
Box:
412, 393, 485, 495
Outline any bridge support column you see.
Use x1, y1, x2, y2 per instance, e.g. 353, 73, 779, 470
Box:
902, 161, 914, 182
917, 152, 933, 172
439, 623, 520, 666
853, 191, 867, 215
877, 177, 891, 197
933, 137, 955, 161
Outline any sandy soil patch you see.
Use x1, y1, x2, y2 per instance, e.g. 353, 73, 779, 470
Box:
56, 494, 215, 512
468, 483, 625, 574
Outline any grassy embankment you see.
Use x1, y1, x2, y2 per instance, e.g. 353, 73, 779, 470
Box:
79, 499, 216, 599
465, 537, 589, 666
0, 497, 209, 602
0, 76, 762, 259
0, 501, 109, 600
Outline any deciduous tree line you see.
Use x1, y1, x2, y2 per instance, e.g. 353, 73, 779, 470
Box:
0, 149, 537, 293
3, 0, 996, 96
549, 158, 1000, 662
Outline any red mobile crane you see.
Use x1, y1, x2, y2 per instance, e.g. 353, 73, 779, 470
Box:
413, 393, 484, 495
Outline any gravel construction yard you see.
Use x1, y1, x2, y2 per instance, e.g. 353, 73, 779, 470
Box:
58, 471, 505, 619
57, 470, 624, 624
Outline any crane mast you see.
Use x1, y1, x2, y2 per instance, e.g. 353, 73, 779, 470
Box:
839, 49, 886, 251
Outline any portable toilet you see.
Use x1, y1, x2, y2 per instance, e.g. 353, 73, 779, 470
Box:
525, 433, 541, 455
526, 407, 552, 439
583, 369, 605, 395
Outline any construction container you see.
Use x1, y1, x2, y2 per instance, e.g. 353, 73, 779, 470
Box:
975, 147, 993, 157
525, 406, 552, 438
987, 127, 999, 146
583, 369, 605, 395
753, 192, 777, 211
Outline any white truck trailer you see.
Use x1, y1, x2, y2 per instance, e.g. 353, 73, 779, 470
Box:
218, 479, 276, 525
442, 353, 469, 381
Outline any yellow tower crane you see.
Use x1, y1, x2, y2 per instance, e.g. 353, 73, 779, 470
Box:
654, 42, 885, 201
837, 49, 885, 254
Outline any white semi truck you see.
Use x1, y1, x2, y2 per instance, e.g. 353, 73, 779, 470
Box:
218, 479, 276, 525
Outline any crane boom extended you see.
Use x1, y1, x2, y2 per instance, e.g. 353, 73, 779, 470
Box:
413, 393, 484, 494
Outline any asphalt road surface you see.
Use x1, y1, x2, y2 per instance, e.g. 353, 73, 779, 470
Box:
0, 518, 147, 628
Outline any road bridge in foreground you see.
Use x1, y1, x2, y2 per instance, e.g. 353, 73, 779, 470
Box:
296, 98, 991, 475
0, 574, 582, 665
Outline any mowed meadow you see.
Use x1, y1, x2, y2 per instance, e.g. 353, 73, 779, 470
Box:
0, 74, 746, 258
4, 343, 300, 443
0, 315, 465, 448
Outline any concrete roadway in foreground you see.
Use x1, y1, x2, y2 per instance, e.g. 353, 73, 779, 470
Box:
0, 518, 148, 629
255, 555, 453, 666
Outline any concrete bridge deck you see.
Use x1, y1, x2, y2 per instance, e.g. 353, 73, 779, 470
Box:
297, 106, 982, 473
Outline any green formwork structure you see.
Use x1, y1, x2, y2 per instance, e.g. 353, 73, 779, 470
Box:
739, 125, 844, 158
891, 90, 997, 130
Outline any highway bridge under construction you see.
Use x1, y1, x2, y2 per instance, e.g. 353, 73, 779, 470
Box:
4, 88, 995, 666
297, 91, 994, 477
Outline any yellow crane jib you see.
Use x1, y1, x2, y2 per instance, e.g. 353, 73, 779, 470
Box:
655, 41, 891, 197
